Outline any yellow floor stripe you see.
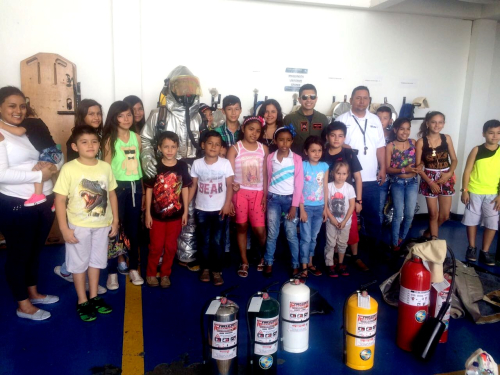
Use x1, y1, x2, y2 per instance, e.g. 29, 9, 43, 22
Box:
122, 279, 144, 374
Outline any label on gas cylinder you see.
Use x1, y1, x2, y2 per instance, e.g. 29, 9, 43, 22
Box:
287, 321, 308, 332
399, 286, 430, 307
432, 278, 450, 293
255, 316, 279, 343
289, 301, 309, 322
255, 342, 278, 355
212, 320, 238, 360
355, 313, 377, 347
434, 290, 450, 329
248, 297, 263, 313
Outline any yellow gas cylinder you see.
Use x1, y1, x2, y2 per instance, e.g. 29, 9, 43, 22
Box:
344, 290, 378, 370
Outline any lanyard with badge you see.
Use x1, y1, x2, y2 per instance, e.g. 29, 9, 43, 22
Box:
352, 116, 368, 155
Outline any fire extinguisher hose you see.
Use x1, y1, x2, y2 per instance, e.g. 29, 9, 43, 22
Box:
436, 245, 456, 321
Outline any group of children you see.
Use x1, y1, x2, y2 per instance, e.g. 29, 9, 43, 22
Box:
4, 88, 499, 323
376, 106, 500, 266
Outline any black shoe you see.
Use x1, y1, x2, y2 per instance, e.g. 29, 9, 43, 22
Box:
77, 301, 96, 322
263, 265, 272, 278
466, 246, 477, 262
89, 296, 113, 314
479, 250, 495, 266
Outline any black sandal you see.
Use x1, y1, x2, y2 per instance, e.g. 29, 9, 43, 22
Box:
77, 301, 96, 322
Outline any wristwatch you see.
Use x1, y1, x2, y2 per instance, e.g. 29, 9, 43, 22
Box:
355, 199, 363, 204
460, 188, 468, 192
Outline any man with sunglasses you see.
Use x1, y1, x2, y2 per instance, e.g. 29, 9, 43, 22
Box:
284, 84, 329, 156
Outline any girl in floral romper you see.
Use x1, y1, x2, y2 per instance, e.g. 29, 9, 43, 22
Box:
385, 118, 418, 250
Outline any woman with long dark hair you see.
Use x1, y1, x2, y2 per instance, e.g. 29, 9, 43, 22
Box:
258, 99, 283, 153
0, 86, 59, 320
66, 99, 104, 162
123, 95, 146, 133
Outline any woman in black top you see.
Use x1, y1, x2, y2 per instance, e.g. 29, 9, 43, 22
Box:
258, 99, 283, 153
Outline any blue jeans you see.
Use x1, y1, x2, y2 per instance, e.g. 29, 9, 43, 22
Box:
299, 205, 324, 264
361, 181, 382, 243
223, 217, 230, 253
195, 210, 225, 272
265, 193, 299, 268
390, 176, 418, 246
379, 179, 390, 225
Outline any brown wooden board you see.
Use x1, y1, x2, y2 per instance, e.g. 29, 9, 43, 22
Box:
20, 53, 78, 244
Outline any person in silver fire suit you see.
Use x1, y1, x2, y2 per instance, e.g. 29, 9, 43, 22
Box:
140, 66, 202, 270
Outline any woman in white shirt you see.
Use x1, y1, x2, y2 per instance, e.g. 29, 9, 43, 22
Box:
0, 86, 60, 320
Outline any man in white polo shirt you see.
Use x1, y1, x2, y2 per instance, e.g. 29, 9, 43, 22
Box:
336, 86, 386, 257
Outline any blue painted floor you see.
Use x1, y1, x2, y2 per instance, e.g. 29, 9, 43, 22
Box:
1, 217, 499, 375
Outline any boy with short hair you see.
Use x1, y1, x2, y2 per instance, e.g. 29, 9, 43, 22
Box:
376, 106, 393, 225
376, 106, 393, 143
189, 131, 234, 285
284, 83, 329, 155
321, 121, 367, 273
198, 103, 217, 154
144, 131, 192, 288
199, 103, 216, 131
216, 95, 242, 147
461, 120, 500, 266
54, 125, 119, 322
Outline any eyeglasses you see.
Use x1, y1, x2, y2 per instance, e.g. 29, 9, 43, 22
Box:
301, 95, 317, 100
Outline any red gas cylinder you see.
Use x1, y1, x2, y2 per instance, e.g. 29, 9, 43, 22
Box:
429, 273, 451, 343
396, 255, 431, 352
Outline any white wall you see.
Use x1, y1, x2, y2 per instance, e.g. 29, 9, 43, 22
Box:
0, 0, 115, 112
486, 23, 500, 122
2, 0, 498, 214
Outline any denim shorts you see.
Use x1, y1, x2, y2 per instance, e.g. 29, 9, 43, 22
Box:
39, 145, 63, 164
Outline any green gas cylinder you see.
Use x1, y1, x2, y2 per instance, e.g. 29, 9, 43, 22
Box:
248, 292, 280, 374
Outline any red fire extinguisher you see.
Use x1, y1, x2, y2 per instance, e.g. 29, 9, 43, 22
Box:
396, 255, 431, 352
429, 273, 451, 343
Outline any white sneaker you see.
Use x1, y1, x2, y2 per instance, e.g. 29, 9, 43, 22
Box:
54, 266, 73, 282
129, 270, 144, 285
85, 283, 107, 295
107, 273, 119, 290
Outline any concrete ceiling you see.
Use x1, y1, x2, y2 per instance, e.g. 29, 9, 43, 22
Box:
251, 0, 500, 20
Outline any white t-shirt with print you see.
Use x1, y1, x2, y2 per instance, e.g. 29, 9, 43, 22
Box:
327, 181, 356, 225
191, 157, 234, 211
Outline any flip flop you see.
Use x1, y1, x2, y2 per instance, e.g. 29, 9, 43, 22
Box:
257, 259, 265, 272
238, 264, 249, 278
307, 265, 322, 276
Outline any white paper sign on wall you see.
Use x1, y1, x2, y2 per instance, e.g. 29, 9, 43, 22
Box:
363, 76, 383, 87
399, 78, 419, 89
284, 68, 309, 92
